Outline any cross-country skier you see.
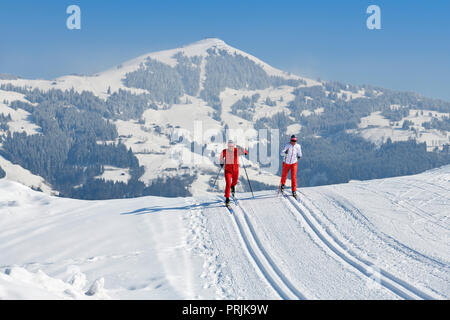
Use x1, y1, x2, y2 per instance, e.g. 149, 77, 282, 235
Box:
280, 135, 302, 199
219, 140, 249, 206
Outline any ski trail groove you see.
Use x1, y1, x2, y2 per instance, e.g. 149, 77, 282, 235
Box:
230, 198, 306, 300
236, 201, 308, 300
321, 191, 448, 269
297, 193, 443, 299
360, 185, 446, 228
283, 194, 436, 300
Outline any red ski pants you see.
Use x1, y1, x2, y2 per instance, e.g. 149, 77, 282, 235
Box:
281, 162, 298, 192
224, 169, 239, 198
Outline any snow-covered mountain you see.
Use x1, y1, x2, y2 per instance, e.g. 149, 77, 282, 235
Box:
1, 39, 308, 99
0, 165, 448, 299
0, 38, 449, 199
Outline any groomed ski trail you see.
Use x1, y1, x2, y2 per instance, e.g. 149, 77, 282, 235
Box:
227, 197, 307, 300
282, 193, 438, 300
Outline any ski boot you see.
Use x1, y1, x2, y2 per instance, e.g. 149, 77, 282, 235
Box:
225, 197, 231, 207
280, 184, 285, 194
231, 185, 236, 198
292, 191, 297, 199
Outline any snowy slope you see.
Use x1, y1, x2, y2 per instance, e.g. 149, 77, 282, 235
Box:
0, 156, 55, 195
350, 109, 450, 151
0, 166, 448, 300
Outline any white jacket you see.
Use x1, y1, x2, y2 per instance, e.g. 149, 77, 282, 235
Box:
281, 143, 302, 165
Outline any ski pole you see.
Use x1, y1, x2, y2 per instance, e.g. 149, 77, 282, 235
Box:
212, 166, 223, 190
241, 156, 254, 198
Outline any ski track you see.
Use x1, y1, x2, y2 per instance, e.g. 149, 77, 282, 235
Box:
310, 188, 449, 298
358, 183, 448, 229
282, 193, 439, 300
319, 189, 448, 269
355, 182, 449, 249
184, 198, 234, 299
228, 197, 307, 300
1, 167, 448, 299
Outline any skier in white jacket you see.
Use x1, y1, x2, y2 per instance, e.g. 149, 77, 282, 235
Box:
280, 135, 302, 198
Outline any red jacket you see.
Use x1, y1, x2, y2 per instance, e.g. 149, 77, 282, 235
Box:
220, 146, 248, 172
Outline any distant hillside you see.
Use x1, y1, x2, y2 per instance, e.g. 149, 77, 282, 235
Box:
0, 39, 449, 199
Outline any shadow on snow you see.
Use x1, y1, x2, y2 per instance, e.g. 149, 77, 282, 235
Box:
120, 199, 225, 215
120, 192, 278, 216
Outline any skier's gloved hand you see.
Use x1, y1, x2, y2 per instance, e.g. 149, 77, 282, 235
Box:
237, 145, 248, 156
285, 150, 289, 155
220, 163, 224, 168
297, 156, 301, 160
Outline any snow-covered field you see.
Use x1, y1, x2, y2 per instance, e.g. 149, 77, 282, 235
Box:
0, 156, 55, 195
0, 165, 449, 299
0, 90, 40, 136
352, 110, 450, 151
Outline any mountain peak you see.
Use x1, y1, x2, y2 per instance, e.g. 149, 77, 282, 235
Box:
176, 37, 234, 57
121, 38, 234, 69
34, 37, 312, 100
185, 38, 228, 48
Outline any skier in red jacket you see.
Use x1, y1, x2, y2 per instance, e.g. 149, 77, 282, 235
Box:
220, 140, 248, 205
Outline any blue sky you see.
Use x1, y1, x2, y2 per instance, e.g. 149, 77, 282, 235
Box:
0, 0, 449, 100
